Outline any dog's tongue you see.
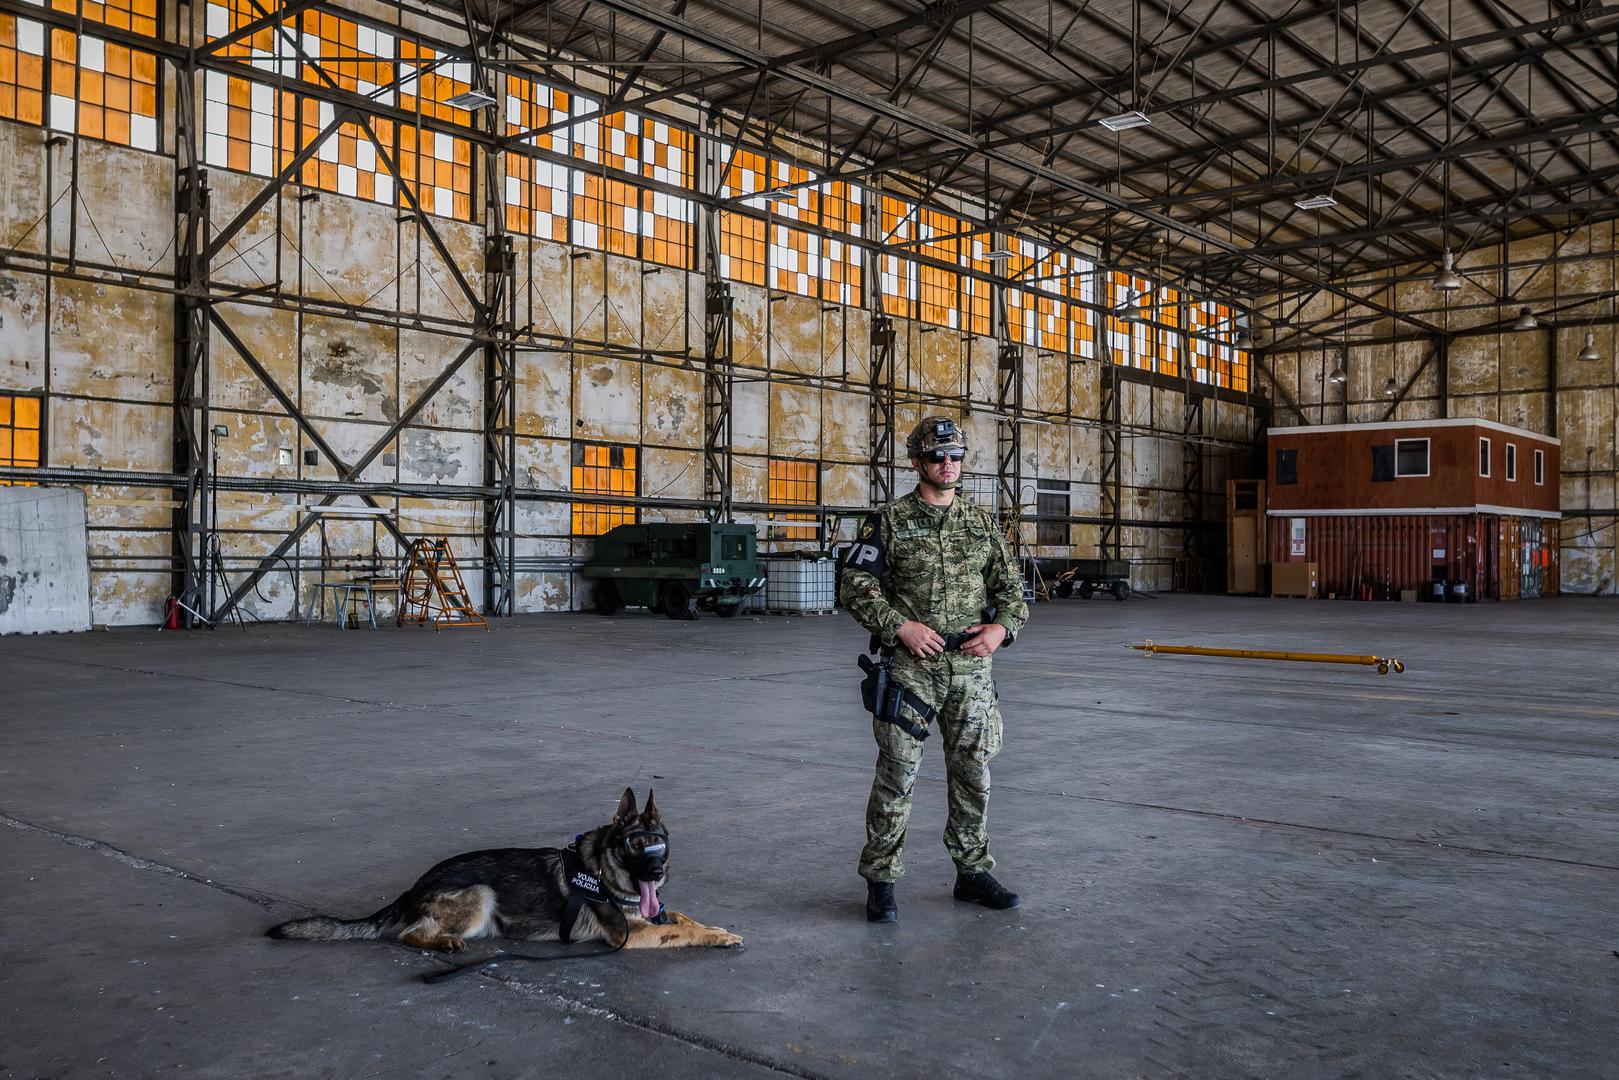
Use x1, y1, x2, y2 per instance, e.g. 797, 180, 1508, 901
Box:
638, 881, 660, 920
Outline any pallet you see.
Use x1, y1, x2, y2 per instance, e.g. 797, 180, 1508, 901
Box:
765, 607, 838, 616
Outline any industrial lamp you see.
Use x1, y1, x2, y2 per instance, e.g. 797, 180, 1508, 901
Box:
1119, 292, 1145, 322
1381, 376, 1399, 398
1432, 249, 1463, 291
1234, 327, 1255, 350
1577, 332, 1601, 362
1328, 357, 1347, 386
1512, 307, 1538, 331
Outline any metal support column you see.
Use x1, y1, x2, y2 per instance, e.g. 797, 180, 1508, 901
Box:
699, 136, 733, 520
171, 59, 212, 626
1099, 365, 1123, 561
482, 218, 517, 614
869, 313, 897, 505
994, 340, 1022, 555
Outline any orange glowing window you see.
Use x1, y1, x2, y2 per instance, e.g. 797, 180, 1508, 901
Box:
203, 70, 297, 178
722, 145, 861, 300
205, 0, 287, 59
0, 393, 43, 485
572, 442, 637, 537
51, 0, 158, 38
720, 210, 765, 287
0, 14, 47, 127
398, 122, 471, 221
1156, 288, 1181, 377
48, 29, 158, 149
397, 37, 472, 125
767, 458, 818, 541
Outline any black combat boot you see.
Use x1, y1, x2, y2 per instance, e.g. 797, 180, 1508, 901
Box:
865, 881, 898, 922
953, 870, 1020, 910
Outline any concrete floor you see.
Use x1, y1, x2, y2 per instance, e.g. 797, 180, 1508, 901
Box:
2, 595, 1615, 1079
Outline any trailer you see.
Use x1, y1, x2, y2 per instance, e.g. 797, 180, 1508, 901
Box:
582, 523, 765, 619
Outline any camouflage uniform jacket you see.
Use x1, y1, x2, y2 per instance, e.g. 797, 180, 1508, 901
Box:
840, 490, 1029, 669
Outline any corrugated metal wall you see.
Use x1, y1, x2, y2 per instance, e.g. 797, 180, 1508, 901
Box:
1268, 513, 1560, 600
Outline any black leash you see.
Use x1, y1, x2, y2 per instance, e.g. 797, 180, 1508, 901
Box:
422, 937, 625, 985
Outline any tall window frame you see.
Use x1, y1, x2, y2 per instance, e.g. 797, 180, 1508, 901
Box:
767, 457, 819, 541
571, 441, 638, 537
0, 392, 44, 485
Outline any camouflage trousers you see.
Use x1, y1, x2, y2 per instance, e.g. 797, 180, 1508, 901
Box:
858, 654, 1003, 883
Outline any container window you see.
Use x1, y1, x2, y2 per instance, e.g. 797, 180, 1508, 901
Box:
1505, 443, 1517, 482
767, 458, 818, 541
721, 533, 747, 561
571, 441, 637, 536
1274, 448, 1298, 486
1479, 437, 1490, 477
1394, 438, 1429, 478
1533, 448, 1544, 485
0, 392, 43, 485
1035, 478, 1069, 546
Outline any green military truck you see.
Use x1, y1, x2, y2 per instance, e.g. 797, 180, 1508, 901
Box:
582, 522, 765, 619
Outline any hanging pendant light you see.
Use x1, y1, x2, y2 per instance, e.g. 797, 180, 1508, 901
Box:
1328, 354, 1347, 386
1381, 376, 1399, 398
1432, 248, 1463, 291
1577, 332, 1601, 362
1512, 307, 1538, 331
1234, 326, 1255, 350
1119, 291, 1144, 322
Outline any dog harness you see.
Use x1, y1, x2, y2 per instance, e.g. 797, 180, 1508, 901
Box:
559, 839, 668, 943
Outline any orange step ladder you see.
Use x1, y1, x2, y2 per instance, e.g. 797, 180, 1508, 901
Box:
397, 538, 488, 631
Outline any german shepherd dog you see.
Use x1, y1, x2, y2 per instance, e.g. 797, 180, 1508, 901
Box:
266, 789, 743, 952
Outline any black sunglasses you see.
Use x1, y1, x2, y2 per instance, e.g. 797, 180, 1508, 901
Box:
921, 449, 966, 464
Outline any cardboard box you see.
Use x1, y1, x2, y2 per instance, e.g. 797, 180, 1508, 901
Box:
1270, 561, 1319, 599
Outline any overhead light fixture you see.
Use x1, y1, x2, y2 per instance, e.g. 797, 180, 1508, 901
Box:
1328, 357, 1347, 386
985, 246, 1014, 260
445, 88, 499, 110
1118, 292, 1145, 322
1234, 328, 1255, 350
1432, 248, 1463, 291
1100, 110, 1152, 132
759, 189, 796, 202
1513, 307, 1538, 331
1293, 194, 1337, 211
1381, 376, 1399, 398
1577, 332, 1601, 362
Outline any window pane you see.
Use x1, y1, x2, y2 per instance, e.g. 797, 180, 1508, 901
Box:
1394, 440, 1428, 477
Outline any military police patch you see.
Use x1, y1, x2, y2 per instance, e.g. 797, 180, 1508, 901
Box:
844, 512, 886, 578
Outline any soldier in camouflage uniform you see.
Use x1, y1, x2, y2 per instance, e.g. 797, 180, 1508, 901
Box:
840, 415, 1029, 922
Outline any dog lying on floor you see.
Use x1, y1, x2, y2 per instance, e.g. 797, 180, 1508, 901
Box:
266, 788, 743, 952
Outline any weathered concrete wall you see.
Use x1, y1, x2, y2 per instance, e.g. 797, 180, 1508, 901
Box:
1268, 223, 1619, 594
1, 108, 1250, 624
0, 488, 93, 633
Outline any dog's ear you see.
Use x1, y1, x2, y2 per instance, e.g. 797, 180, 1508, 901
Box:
641, 789, 661, 825
615, 787, 638, 824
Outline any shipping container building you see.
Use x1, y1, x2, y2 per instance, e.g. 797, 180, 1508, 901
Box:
1265, 419, 1560, 601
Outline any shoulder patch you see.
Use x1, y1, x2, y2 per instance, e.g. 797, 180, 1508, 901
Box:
843, 512, 886, 578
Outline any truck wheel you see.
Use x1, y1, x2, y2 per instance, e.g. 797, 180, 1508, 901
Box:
1055, 580, 1074, 599
1078, 581, 1095, 600
592, 580, 624, 616
660, 583, 696, 620
714, 601, 741, 618
1112, 580, 1129, 601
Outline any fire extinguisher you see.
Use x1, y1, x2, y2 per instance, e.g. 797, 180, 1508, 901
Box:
164, 597, 180, 630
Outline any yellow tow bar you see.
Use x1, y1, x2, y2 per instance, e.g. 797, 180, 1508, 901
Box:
1133, 640, 1405, 675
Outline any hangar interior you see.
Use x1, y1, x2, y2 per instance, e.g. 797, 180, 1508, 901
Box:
1, 0, 1616, 1077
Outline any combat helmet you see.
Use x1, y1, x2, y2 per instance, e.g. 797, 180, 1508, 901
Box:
905, 415, 968, 459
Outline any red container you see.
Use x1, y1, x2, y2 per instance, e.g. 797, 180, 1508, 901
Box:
1266, 512, 1559, 600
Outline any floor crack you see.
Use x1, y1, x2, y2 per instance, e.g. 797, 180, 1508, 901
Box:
0, 809, 309, 915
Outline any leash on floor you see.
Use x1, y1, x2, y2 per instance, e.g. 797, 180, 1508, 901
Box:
423, 938, 625, 984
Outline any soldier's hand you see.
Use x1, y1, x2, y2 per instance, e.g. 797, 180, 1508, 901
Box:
960, 623, 1007, 658
896, 620, 946, 659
